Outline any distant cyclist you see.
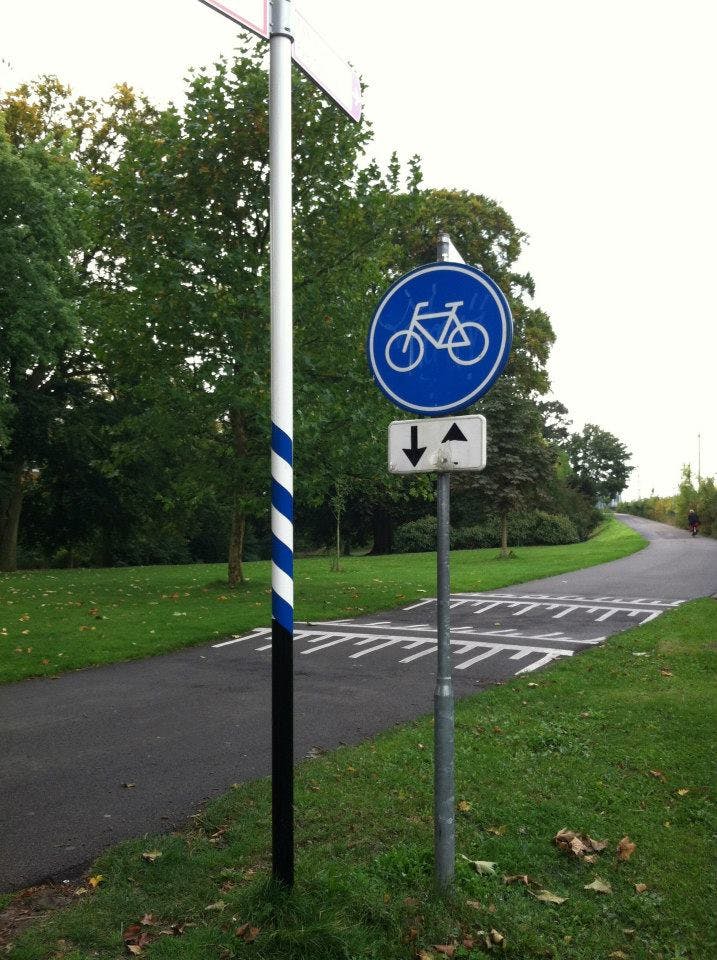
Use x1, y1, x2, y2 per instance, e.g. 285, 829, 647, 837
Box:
688, 508, 700, 536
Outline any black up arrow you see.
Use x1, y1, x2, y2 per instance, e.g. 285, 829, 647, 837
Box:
442, 423, 468, 443
403, 425, 427, 466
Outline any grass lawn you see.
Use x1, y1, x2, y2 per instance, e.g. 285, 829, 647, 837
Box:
3, 597, 715, 958
0, 516, 644, 684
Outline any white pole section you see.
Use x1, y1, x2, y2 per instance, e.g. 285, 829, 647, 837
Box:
269, 0, 294, 888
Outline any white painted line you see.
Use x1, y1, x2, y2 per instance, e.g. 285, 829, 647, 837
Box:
553, 605, 580, 619
512, 603, 540, 616
595, 609, 618, 622
350, 638, 406, 658
454, 646, 504, 669
212, 628, 269, 648
640, 611, 663, 623
400, 645, 439, 663
403, 599, 434, 611
517, 652, 567, 674
300, 634, 357, 654
470, 601, 504, 615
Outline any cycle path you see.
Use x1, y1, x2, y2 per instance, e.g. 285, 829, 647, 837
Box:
1, 514, 715, 890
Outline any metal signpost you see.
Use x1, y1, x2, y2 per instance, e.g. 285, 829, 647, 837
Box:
198, 0, 361, 889
368, 237, 512, 888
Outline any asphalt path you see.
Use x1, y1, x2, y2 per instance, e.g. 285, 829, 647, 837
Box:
1, 514, 715, 890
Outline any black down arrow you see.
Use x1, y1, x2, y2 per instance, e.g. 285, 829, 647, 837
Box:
403, 425, 427, 466
442, 423, 468, 442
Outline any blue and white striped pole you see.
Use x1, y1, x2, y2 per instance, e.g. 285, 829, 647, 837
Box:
269, 0, 294, 888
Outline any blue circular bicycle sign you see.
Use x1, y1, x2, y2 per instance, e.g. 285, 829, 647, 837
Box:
366, 262, 513, 416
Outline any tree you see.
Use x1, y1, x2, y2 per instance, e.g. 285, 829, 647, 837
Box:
470, 380, 556, 556
566, 423, 633, 504
0, 121, 88, 570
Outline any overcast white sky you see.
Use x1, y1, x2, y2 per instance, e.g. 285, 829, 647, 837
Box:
3, 0, 715, 499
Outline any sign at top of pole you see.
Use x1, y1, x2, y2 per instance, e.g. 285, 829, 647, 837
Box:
366, 262, 513, 416
197, 0, 269, 38
196, 0, 361, 123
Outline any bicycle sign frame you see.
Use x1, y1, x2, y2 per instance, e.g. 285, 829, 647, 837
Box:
367, 262, 513, 416
385, 300, 489, 372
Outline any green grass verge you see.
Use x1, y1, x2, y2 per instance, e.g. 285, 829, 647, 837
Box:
5, 597, 715, 959
0, 516, 644, 684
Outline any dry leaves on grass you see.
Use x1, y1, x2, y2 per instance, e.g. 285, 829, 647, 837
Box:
460, 855, 497, 875
634, 882, 648, 893
553, 828, 608, 860
617, 836, 636, 862
503, 874, 567, 905
236, 922, 260, 943
141, 850, 162, 863
584, 878, 612, 894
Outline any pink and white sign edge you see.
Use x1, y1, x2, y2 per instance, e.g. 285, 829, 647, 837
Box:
197, 0, 269, 39
292, 8, 362, 122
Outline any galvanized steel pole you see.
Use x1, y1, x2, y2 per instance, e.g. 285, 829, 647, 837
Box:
269, 0, 295, 889
434, 235, 456, 890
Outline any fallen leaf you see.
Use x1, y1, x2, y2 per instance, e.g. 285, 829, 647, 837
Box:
466, 899, 483, 909
123, 782, 136, 789
141, 850, 162, 862
417, 951, 434, 960
660, 669, 673, 677
584, 878, 612, 894
609, 952, 629, 959
460, 855, 497, 874
503, 874, 530, 885
127, 947, 143, 957
530, 888, 567, 905
489, 929, 505, 946
649, 769, 666, 781
433, 946, 456, 957
236, 923, 260, 943
554, 828, 607, 858
676, 788, 689, 796
634, 882, 648, 893
88, 875, 103, 888
457, 800, 472, 812
404, 897, 419, 906
487, 825, 507, 836
140, 914, 156, 926
617, 836, 636, 862
205, 901, 226, 911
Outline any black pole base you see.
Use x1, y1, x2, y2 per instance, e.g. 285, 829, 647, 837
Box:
271, 617, 294, 888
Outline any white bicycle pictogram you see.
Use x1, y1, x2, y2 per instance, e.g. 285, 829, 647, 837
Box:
385, 300, 490, 373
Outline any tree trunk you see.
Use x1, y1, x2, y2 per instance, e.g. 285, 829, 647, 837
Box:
0, 460, 25, 572
228, 497, 246, 588
332, 510, 341, 572
371, 504, 393, 555
227, 407, 248, 587
499, 512, 509, 559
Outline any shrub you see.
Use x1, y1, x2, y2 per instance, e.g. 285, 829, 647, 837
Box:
393, 515, 438, 553
394, 511, 581, 553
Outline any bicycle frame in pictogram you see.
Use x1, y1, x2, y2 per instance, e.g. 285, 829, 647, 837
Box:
385, 300, 489, 372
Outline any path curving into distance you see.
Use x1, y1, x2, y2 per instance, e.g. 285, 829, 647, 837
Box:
1, 514, 715, 890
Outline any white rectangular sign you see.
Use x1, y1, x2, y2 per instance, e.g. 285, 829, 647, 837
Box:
388, 416, 487, 475
292, 8, 362, 122
198, 0, 269, 39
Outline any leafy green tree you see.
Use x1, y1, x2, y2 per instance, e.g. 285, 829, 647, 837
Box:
0, 121, 88, 570
566, 423, 633, 504
470, 381, 556, 556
